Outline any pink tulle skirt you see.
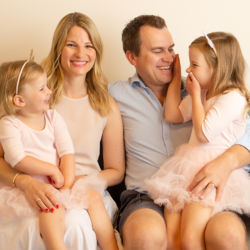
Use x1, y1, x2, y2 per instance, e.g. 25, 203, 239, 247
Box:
0, 174, 106, 225
145, 144, 250, 215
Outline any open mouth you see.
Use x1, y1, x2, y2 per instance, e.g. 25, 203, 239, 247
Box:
158, 65, 171, 70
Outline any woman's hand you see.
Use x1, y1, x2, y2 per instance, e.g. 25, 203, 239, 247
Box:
16, 174, 60, 212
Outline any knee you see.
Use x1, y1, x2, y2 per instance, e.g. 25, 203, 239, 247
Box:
124, 224, 167, 250
181, 231, 199, 250
205, 212, 247, 250
122, 209, 167, 250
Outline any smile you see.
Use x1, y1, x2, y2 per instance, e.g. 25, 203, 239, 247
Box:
71, 61, 88, 66
158, 66, 171, 70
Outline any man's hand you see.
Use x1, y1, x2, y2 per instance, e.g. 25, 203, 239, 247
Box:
188, 155, 231, 201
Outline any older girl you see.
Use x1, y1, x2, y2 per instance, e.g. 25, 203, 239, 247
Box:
146, 32, 250, 250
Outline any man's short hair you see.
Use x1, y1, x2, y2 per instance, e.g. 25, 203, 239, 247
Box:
122, 15, 167, 56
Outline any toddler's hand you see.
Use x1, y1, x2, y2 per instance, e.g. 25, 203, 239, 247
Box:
50, 168, 64, 189
185, 72, 201, 96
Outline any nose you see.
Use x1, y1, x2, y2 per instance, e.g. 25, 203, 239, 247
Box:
76, 46, 86, 57
162, 51, 174, 63
186, 66, 191, 73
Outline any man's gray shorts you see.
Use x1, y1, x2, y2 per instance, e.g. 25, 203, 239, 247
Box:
116, 189, 164, 233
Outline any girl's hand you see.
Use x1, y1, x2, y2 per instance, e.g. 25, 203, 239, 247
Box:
170, 54, 181, 87
16, 174, 59, 212
185, 72, 201, 97
50, 167, 64, 189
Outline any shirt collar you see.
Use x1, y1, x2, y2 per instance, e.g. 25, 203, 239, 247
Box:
128, 73, 151, 92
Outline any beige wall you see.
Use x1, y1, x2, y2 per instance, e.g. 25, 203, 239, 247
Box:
1, 0, 250, 87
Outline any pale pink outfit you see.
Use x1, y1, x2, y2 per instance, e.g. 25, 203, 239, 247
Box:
0, 110, 82, 222
0, 96, 117, 250
55, 95, 117, 215
145, 90, 250, 215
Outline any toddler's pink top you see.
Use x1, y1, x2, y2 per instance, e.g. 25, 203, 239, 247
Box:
0, 110, 74, 181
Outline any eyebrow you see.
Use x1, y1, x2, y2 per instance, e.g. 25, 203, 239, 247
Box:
169, 43, 175, 49
66, 40, 93, 45
151, 43, 175, 50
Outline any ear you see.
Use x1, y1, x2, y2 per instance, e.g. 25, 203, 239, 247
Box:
13, 95, 25, 107
125, 50, 137, 66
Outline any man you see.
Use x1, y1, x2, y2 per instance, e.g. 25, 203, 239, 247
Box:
109, 15, 250, 250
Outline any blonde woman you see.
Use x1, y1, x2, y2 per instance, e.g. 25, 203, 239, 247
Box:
0, 12, 124, 250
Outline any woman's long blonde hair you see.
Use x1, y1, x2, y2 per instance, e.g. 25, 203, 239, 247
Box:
42, 12, 110, 116
190, 32, 249, 106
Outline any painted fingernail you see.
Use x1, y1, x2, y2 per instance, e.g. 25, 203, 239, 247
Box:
40, 208, 43, 212
56, 204, 59, 208
45, 208, 49, 212
50, 208, 54, 212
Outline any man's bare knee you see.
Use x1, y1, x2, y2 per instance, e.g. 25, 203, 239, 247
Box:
122, 208, 167, 250
205, 211, 247, 250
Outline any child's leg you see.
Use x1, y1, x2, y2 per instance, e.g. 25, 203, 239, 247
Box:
164, 207, 181, 250
86, 190, 118, 250
180, 202, 212, 250
39, 206, 67, 250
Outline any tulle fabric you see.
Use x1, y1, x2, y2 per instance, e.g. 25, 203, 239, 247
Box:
145, 144, 250, 215
0, 174, 106, 225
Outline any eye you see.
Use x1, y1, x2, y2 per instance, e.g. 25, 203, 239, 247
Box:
152, 48, 163, 54
66, 42, 76, 47
86, 44, 94, 49
168, 47, 175, 53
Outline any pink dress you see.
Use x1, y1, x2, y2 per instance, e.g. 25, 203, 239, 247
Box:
0, 110, 106, 225
145, 90, 250, 215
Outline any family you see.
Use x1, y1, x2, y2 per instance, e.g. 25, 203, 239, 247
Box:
0, 12, 249, 250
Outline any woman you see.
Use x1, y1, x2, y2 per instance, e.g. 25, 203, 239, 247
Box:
0, 12, 124, 250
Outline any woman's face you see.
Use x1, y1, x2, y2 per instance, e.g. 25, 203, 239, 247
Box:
60, 25, 96, 80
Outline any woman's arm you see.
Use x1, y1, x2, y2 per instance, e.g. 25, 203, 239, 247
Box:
98, 97, 125, 186
165, 54, 184, 123
0, 144, 59, 210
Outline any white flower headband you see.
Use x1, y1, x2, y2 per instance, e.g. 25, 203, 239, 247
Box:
203, 32, 217, 56
15, 50, 34, 95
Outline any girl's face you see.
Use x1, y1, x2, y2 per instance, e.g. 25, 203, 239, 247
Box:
60, 25, 96, 81
20, 72, 51, 114
186, 47, 214, 90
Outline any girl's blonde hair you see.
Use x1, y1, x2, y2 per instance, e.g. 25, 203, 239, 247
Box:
190, 32, 249, 105
42, 12, 110, 116
0, 60, 44, 117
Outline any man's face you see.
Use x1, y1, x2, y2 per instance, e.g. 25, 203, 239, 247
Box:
131, 25, 175, 89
